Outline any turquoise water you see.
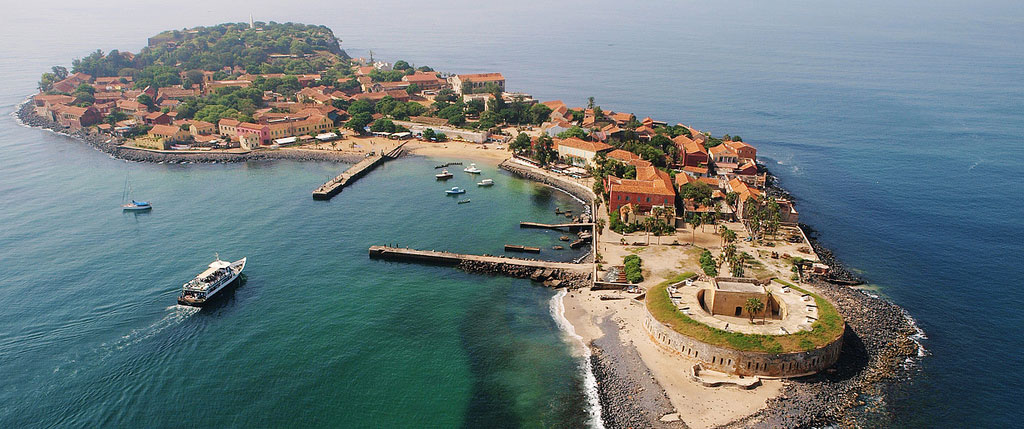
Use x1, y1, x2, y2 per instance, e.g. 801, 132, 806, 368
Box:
2, 0, 1024, 426
0, 138, 590, 426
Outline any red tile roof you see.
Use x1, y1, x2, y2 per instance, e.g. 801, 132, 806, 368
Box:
555, 137, 612, 153
456, 72, 505, 82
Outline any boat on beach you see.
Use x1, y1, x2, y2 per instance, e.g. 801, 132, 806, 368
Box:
445, 187, 466, 195
463, 163, 482, 174
177, 255, 246, 307
435, 170, 453, 180
477, 178, 494, 186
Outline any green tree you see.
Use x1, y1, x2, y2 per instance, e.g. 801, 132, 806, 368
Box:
405, 83, 420, 95
691, 213, 703, 244
393, 60, 411, 70
346, 112, 373, 133
347, 99, 373, 116
528, 103, 552, 124
744, 298, 763, 324
370, 118, 397, 133
556, 125, 588, 139
510, 133, 531, 154
679, 182, 713, 202
52, 66, 69, 80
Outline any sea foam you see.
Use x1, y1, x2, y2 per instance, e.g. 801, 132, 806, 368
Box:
550, 289, 604, 429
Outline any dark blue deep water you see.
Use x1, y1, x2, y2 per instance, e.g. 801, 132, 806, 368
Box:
1, 1, 1022, 426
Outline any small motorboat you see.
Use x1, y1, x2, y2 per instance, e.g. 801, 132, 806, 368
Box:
458, 199, 471, 204
445, 187, 466, 195
477, 179, 494, 187
122, 200, 152, 211
463, 163, 482, 174
436, 170, 453, 180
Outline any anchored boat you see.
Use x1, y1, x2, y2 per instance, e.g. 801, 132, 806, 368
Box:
446, 187, 467, 195
435, 169, 453, 180
477, 178, 494, 186
463, 163, 482, 174
120, 168, 152, 211
177, 255, 246, 307
122, 200, 152, 211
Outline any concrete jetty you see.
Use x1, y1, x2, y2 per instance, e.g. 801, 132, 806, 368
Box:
368, 245, 591, 271
312, 142, 407, 200
519, 221, 595, 230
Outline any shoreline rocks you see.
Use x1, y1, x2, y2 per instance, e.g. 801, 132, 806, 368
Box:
590, 317, 682, 429
726, 279, 920, 428
498, 159, 596, 205
456, 260, 592, 289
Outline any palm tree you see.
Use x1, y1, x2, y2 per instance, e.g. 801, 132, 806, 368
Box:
723, 229, 737, 246
730, 256, 744, 277
643, 216, 656, 245
744, 298, 763, 324
719, 225, 729, 246
762, 286, 774, 324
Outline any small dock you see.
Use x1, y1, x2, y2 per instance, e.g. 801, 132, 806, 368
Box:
368, 246, 590, 271
519, 222, 595, 231
312, 142, 406, 200
504, 244, 541, 253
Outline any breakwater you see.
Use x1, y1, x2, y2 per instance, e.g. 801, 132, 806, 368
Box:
368, 246, 593, 289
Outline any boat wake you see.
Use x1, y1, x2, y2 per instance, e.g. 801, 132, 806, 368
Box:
51, 305, 200, 380
550, 289, 604, 429
108, 305, 200, 353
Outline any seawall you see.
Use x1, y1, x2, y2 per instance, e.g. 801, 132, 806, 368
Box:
498, 158, 596, 205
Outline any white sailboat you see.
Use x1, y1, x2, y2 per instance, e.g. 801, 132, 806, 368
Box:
120, 168, 152, 211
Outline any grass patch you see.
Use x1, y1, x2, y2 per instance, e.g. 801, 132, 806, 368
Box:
645, 275, 844, 353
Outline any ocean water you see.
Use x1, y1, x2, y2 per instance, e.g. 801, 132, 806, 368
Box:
2, 0, 1023, 426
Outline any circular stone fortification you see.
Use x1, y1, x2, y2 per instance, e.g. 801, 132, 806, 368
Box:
644, 276, 844, 378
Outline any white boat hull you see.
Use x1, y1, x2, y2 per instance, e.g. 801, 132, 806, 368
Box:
178, 258, 246, 307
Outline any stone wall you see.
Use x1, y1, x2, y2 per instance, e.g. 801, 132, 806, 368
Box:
642, 308, 843, 378
498, 158, 596, 204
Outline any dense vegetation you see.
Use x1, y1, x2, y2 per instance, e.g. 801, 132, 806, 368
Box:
39, 22, 354, 96
624, 254, 644, 283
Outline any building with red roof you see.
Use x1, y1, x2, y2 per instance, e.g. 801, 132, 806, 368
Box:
449, 73, 505, 94
555, 137, 612, 167
401, 71, 448, 91
53, 105, 101, 131
607, 165, 676, 214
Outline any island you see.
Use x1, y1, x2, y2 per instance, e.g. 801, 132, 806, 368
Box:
18, 20, 921, 428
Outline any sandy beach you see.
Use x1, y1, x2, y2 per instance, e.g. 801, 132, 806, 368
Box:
562, 287, 784, 429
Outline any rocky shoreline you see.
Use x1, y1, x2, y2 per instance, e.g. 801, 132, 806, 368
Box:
15, 101, 365, 164
498, 158, 597, 206
724, 279, 920, 428
22, 97, 921, 427
590, 317, 682, 429
457, 260, 592, 289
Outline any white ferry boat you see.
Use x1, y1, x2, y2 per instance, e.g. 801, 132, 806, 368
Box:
177, 255, 246, 307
